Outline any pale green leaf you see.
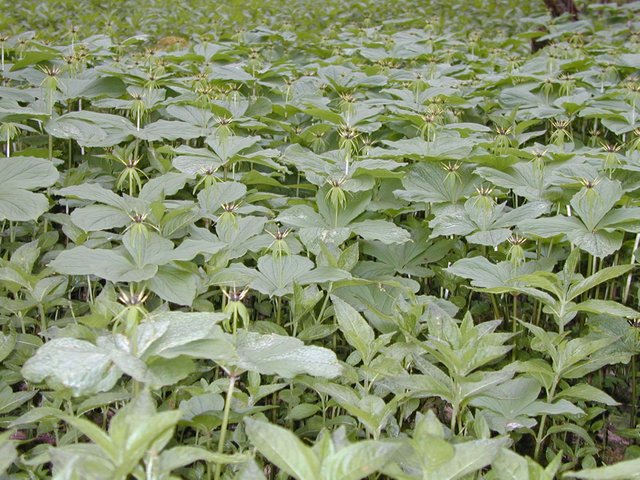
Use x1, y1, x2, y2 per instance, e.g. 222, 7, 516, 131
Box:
22, 338, 121, 396
158, 446, 249, 472
244, 417, 321, 480
565, 457, 640, 479
321, 440, 400, 480
234, 331, 342, 378
331, 295, 374, 362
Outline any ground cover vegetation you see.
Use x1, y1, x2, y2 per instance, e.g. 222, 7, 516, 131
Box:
1, 0, 640, 478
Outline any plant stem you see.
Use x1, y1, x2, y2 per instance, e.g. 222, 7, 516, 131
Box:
632, 354, 637, 428
38, 304, 47, 333
623, 233, 640, 304
490, 294, 500, 320
316, 284, 333, 324
87, 275, 94, 304
512, 294, 518, 361
214, 374, 237, 480
275, 297, 282, 326
534, 378, 558, 461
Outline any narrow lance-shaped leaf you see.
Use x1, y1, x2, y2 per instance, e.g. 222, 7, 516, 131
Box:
331, 295, 374, 363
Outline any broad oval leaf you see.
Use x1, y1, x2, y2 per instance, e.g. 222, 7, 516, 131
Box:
22, 338, 121, 396
321, 440, 400, 480
244, 417, 321, 480
0, 157, 58, 221
234, 331, 342, 378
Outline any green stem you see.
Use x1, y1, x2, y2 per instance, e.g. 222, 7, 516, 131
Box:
316, 284, 333, 324
87, 275, 94, 305
232, 305, 238, 335
214, 374, 237, 480
623, 233, 640, 304
450, 402, 458, 435
512, 294, 518, 361
275, 297, 282, 326
534, 378, 558, 461
490, 294, 500, 320
38, 304, 47, 333
502, 295, 511, 329
632, 355, 637, 428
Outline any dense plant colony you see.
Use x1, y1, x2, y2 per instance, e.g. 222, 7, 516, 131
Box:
2, 0, 640, 478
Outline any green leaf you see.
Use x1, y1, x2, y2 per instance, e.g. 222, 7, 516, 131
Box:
0, 431, 17, 476
46, 111, 135, 147
476, 162, 554, 202
234, 331, 342, 378
568, 228, 623, 259
123, 230, 174, 268
68, 204, 131, 231
179, 393, 225, 421
198, 181, 247, 215
58, 183, 130, 209
145, 356, 194, 388
236, 459, 268, 480
331, 295, 374, 363
61, 415, 116, 457
172, 145, 223, 174
488, 449, 550, 480
568, 265, 634, 300
571, 178, 622, 232
250, 255, 314, 297
523, 399, 584, 416
277, 204, 324, 229
321, 440, 400, 480
546, 423, 595, 447
0, 331, 16, 363
138, 172, 190, 203
350, 219, 410, 244
298, 266, 352, 285
205, 134, 260, 163
285, 403, 321, 421
136, 119, 204, 141
0, 386, 37, 414
556, 383, 618, 406
394, 162, 478, 205
137, 311, 227, 359
108, 391, 182, 474
519, 215, 583, 238
9, 406, 65, 427
49, 246, 156, 282
0, 157, 59, 221
408, 412, 456, 472
147, 264, 198, 306
572, 299, 639, 318
31, 275, 68, 303
50, 444, 115, 479
10, 50, 60, 70
373, 134, 477, 160
428, 438, 509, 480
565, 457, 640, 479
22, 337, 121, 396
158, 446, 249, 472
469, 377, 543, 433
244, 417, 321, 480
